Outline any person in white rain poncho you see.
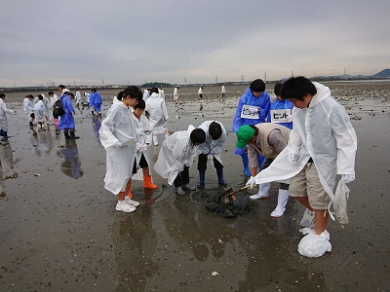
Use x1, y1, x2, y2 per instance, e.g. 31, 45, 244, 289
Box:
99, 86, 144, 213
145, 87, 169, 146
23, 94, 35, 128
154, 126, 206, 195
131, 99, 158, 190
33, 94, 47, 131
0, 93, 15, 142
197, 121, 227, 188
249, 77, 357, 258
173, 87, 180, 111
142, 89, 150, 102
158, 88, 165, 99
48, 91, 58, 127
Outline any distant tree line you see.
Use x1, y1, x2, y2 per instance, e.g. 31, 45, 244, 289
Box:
140, 82, 173, 88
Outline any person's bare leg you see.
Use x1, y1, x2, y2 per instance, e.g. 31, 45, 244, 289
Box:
142, 167, 149, 177
117, 191, 126, 201
125, 180, 132, 199
296, 197, 314, 212
314, 209, 329, 235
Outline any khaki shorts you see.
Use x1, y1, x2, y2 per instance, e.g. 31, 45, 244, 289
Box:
289, 162, 330, 210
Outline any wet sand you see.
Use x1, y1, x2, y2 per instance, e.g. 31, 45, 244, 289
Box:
1, 81, 390, 291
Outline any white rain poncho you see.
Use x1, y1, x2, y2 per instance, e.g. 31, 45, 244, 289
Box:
143, 89, 150, 102
154, 125, 197, 185
99, 103, 138, 195
23, 98, 33, 114
145, 92, 169, 135
198, 120, 226, 165
173, 88, 179, 100
253, 82, 357, 214
33, 100, 46, 123
0, 98, 14, 131
132, 113, 152, 181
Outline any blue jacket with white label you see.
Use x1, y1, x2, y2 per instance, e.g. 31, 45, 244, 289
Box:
232, 87, 271, 133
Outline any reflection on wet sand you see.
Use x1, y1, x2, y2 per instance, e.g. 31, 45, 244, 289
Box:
0, 142, 18, 197
92, 116, 102, 142
58, 139, 83, 179
110, 206, 158, 291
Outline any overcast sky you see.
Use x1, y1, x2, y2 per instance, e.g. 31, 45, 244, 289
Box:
1, 0, 389, 87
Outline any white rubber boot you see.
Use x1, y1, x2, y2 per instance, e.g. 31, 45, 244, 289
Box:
152, 134, 158, 146
250, 182, 271, 200
270, 189, 290, 218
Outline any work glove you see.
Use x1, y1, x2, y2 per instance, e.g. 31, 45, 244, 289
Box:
207, 154, 213, 162
246, 176, 257, 189
288, 153, 299, 164
286, 115, 293, 122
341, 174, 355, 184
234, 147, 245, 156
113, 141, 122, 148
135, 143, 147, 152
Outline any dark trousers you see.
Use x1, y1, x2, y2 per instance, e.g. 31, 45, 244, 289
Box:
197, 154, 223, 171
174, 166, 190, 187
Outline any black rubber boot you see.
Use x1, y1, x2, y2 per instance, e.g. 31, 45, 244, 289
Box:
64, 129, 71, 139
69, 130, 80, 139
217, 168, 227, 186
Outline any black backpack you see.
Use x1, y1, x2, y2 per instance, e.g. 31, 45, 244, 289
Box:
53, 99, 65, 118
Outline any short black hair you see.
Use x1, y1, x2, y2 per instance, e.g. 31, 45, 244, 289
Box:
190, 129, 206, 144
137, 89, 143, 100
151, 87, 159, 94
37, 94, 43, 100
26, 94, 34, 99
91, 88, 97, 93
48, 91, 54, 95
134, 99, 145, 109
116, 90, 125, 101
123, 86, 140, 99
0, 93, 5, 99
67, 92, 74, 98
58, 85, 65, 89
209, 122, 222, 140
250, 79, 265, 92
274, 82, 283, 96
281, 76, 317, 101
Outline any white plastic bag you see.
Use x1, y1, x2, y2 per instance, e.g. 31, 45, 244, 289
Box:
298, 228, 332, 258
332, 179, 350, 224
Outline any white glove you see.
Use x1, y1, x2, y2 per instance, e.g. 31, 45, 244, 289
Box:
113, 141, 122, 148
341, 174, 355, 184
286, 115, 293, 122
246, 176, 257, 189
135, 143, 147, 152
288, 153, 299, 164
207, 154, 213, 162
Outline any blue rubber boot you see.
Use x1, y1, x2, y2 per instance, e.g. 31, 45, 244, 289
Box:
242, 153, 251, 177
197, 171, 205, 188
216, 168, 227, 186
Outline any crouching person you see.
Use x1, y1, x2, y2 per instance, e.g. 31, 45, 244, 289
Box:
237, 123, 291, 217
99, 86, 142, 213
154, 126, 206, 195
197, 120, 227, 188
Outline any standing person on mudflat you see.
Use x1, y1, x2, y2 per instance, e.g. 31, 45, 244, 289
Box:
232, 79, 271, 177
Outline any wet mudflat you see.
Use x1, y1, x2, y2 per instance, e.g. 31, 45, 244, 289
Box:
1, 81, 390, 291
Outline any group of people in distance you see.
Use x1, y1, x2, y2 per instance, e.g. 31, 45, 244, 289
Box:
21, 86, 104, 140
94, 76, 358, 259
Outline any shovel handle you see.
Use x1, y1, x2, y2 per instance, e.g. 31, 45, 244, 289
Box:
239, 185, 251, 191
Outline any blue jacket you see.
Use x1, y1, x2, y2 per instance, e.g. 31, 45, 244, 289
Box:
232, 87, 271, 133
267, 99, 294, 129
89, 92, 102, 107
58, 94, 75, 129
